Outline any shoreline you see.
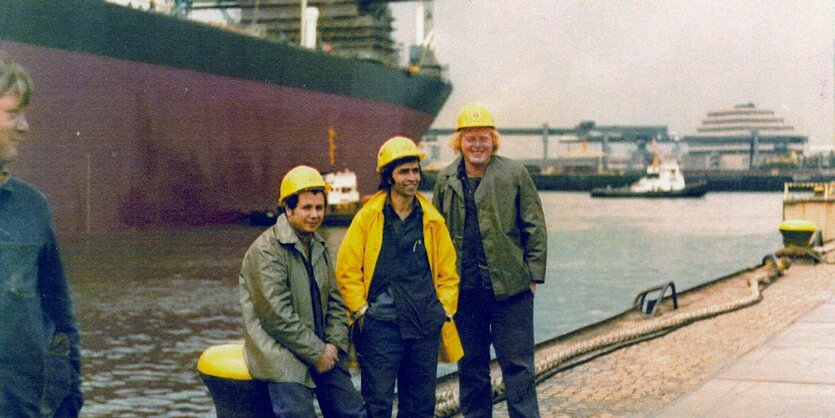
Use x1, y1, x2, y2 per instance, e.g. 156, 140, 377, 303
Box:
420, 170, 835, 192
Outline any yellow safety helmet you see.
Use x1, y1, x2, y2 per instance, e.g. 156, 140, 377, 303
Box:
455, 102, 496, 131
279, 165, 326, 204
376, 136, 425, 173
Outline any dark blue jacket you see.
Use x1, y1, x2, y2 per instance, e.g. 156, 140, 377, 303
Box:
0, 176, 82, 417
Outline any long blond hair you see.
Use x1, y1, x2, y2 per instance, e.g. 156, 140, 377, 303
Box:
449, 128, 501, 155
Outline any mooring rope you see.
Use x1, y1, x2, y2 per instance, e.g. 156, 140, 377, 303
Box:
433, 256, 791, 417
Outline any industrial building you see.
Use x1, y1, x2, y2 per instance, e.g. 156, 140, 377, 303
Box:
682, 103, 807, 171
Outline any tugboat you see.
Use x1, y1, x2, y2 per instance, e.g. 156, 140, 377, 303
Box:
591, 157, 707, 198
321, 169, 364, 225
247, 169, 364, 226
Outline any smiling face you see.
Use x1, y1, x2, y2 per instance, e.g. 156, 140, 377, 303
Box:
285, 190, 325, 236
390, 160, 421, 199
0, 94, 28, 167
459, 127, 495, 171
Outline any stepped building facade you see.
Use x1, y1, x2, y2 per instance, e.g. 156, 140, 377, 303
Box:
682, 103, 807, 170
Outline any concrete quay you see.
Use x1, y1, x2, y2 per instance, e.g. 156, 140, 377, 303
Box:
455, 249, 835, 417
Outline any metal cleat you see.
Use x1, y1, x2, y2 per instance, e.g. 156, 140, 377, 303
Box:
633, 282, 679, 316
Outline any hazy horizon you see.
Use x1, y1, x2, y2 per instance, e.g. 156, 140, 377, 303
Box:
114, 0, 835, 152
391, 1, 835, 152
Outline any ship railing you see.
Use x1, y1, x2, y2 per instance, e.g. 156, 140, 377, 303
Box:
784, 181, 835, 201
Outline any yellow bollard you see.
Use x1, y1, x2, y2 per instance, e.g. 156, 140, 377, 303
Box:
197, 344, 274, 418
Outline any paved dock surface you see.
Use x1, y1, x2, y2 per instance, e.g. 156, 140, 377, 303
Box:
657, 289, 835, 417
481, 255, 835, 417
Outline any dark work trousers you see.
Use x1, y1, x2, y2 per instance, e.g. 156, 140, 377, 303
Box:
267, 365, 365, 418
456, 287, 539, 418
358, 316, 441, 418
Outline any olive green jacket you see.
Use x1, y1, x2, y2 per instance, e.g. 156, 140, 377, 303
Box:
433, 155, 548, 300
239, 214, 350, 387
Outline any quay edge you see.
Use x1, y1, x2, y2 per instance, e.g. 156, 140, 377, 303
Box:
464, 242, 835, 417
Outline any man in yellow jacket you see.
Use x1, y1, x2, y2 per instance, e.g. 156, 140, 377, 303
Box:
337, 136, 462, 418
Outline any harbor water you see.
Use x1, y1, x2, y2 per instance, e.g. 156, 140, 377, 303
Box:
66, 192, 783, 417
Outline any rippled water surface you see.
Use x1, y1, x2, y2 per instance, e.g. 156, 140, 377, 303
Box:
63, 192, 783, 416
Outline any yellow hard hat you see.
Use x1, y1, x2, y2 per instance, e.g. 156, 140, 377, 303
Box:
279, 165, 326, 204
455, 103, 496, 131
376, 136, 425, 173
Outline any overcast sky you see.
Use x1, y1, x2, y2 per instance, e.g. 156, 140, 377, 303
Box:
390, 1, 835, 151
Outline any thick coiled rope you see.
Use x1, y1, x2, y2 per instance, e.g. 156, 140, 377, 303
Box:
433, 257, 789, 417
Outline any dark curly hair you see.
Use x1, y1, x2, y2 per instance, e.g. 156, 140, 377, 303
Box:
378, 156, 422, 190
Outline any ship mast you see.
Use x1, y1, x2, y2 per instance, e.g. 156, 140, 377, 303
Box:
409, 0, 443, 77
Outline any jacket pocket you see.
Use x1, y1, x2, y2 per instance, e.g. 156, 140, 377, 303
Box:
40, 333, 81, 417
0, 242, 40, 299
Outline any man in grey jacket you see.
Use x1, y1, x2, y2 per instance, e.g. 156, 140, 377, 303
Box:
433, 103, 547, 418
239, 165, 364, 417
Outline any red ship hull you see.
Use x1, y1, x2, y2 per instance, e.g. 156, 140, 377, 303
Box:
3, 41, 439, 234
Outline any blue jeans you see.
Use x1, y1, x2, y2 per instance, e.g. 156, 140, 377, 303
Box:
456, 288, 539, 418
358, 316, 441, 418
268, 365, 364, 418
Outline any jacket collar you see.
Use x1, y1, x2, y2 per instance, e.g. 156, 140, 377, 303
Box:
0, 174, 19, 195
442, 155, 502, 198
439, 157, 465, 198
273, 213, 326, 262
364, 190, 444, 223
383, 192, 423, 217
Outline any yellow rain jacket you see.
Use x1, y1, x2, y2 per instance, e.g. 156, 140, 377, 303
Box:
336, 191, 464, 363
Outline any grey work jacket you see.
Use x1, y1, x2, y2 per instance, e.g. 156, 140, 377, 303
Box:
239, 214, 350, 387
433, 155, 548, 300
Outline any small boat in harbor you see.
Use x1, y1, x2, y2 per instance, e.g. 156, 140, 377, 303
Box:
247, 169, 364, 226
590, 158, 708, 198
321, 169, 364, 225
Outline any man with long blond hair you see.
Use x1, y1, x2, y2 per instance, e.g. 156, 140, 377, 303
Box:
433, 103, 547, 418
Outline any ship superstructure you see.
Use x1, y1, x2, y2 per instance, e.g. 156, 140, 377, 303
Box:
188, 0, 401, 66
